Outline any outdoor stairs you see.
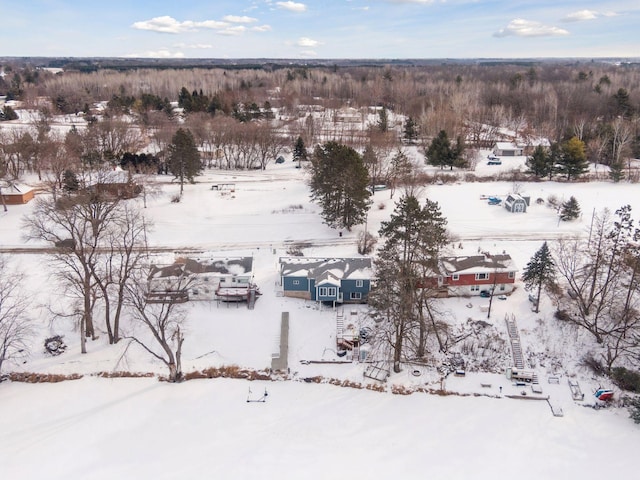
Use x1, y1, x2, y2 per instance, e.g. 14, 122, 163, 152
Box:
505, 314, 526, 371
247, 288, 257, 310
336, 308, 345, 346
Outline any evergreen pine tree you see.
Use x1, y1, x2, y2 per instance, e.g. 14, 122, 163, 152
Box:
308, 141, 371, 231
609, 161, 625, 182
560, 196, 581, 221
425, 130, 456, 170
167, 128, 202, 195
62, 169, 79, 193
403, 117, 418, 144
557, 137, 589, 181
521, 242, 556, 313
373, 194, 449, 368
293, 136, 307, 167
629, 397, 640, 424
377, 107, 389, 133
526, 145, 554, 178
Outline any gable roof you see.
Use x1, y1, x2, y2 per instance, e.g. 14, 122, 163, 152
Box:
280, 257, 373, 281
440, 254, 516, 275
149, 256, 253, 280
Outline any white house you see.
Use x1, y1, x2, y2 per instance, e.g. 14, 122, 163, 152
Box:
148, 256, 256, 302
494, 142, 524, 156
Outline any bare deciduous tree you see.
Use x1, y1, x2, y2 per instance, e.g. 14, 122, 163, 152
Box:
124, 268, 192, 382
0, 257, 32, 375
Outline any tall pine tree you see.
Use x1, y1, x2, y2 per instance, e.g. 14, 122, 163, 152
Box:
560, 196, 581, 221
308, 141, 371, 231
526, 145, 554, 179
425, 130, 456, 170
557, 137, 589, 181
167, 128, 202, 195
370, 195, 449, 369
522, 242, 556, 313
293, 136, 307, 167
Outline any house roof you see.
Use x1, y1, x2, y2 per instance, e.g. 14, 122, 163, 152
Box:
279, 257, 373, 281
495, 142, 522, 151
149, 256, 253, 280
0, 183, 34, 195
440, 254, 516, 275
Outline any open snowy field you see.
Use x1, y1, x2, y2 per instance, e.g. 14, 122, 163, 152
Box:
1, 157, 639, 478
1, 376, 637, 480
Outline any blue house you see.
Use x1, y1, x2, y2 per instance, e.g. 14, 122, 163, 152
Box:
279, 257, 373, 305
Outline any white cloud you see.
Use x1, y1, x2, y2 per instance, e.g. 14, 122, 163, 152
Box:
223, 15, 258, 23
131, 16, 229, 34
493, 19, 569, 38
218, 26, 247, 36
126, 49, 185, 58
252, 25, 272, 32
561, 10, 599, 22
297, 37, 322, 47
192, 20, 231, 30
299, 50, 318, 57
276, 1, 307, 13
388, 0, 435, 4
173, 43, 213, 49
561, 10, 619, 22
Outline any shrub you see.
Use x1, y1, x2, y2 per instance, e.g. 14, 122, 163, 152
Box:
628, 397, 640, 424
611, 367, 640, 392
44, 335, 67, 356
170, 193, 181, 203
579, 352, 606, 376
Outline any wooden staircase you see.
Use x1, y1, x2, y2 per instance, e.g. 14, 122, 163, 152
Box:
505, 314, 525, 370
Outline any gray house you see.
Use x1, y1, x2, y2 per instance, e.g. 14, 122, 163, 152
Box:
279, 257, 373, 305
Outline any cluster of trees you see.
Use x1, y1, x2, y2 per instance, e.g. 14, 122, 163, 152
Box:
17, 175, 188, 381
2, 60, 638, 177
526, 137, 590, 181
0, 258, 31, 375
523, 206, 640, 373
369, 194, 450, 372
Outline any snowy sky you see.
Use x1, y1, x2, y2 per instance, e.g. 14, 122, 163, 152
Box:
1, 0, 638, 59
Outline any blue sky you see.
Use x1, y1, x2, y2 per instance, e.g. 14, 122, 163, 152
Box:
1, 0, 638, 58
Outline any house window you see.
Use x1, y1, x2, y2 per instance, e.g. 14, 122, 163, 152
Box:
470, 285, 480, 292
292, 280, 300, 285
508, 272, 515, 279
452, 273, 459, 281
319, 287, 337, 297
350, 292, 362, 300
499, 284, 506, 291
475, 273, 489, 280
355, 280, 364, 288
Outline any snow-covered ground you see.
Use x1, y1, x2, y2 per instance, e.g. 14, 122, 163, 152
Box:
1, 157, 639, 479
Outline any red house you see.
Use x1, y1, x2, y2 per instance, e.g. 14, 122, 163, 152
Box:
436, 254, 517, 297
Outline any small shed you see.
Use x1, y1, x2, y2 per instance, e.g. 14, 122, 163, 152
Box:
504, 194, 529, 213
0, 184, 35, 205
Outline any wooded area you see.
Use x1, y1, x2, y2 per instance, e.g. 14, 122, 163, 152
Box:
1, 60, 639, 183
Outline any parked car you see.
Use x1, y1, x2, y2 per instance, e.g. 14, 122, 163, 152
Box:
480, 290, 492, 298
487, 196, 502, 205
275, 156, 285, 164
487, 154, 502, 165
